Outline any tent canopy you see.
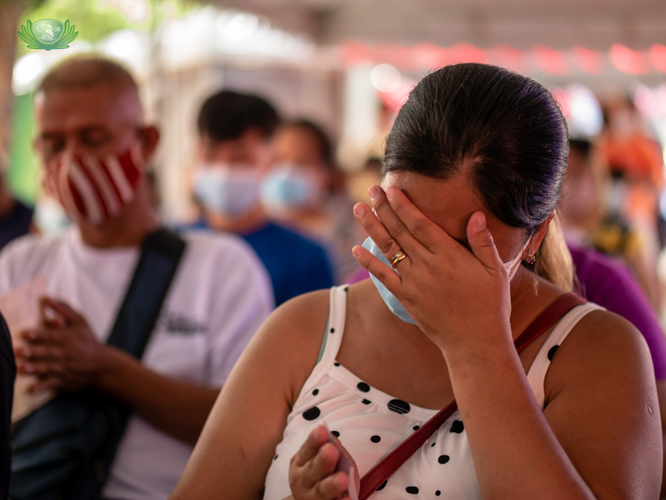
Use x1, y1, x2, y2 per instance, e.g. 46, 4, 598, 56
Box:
210, 0, 666, 50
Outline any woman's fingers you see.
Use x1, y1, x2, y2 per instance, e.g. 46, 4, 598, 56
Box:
367, 185, 422, 256
291, 425, 329, 468
305, 443, 340, 486
313, 470, 349, 499
466, 212, 504, 275
289, 426, 350, 499
385, 186, 450, 250
352, 244, 402, 295
353, 202, 408, 271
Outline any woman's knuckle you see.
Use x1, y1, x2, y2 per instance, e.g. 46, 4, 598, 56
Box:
314, 479, 330, 499
288, 472, 299, 491
377, 268, 392, 283
387, 221, 404, 238
411, 218, 429, 235
379, 238, 395, 255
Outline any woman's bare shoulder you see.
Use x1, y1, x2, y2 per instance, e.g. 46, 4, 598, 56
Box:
564, 308, 650, 366
220, 288, 333, 413
545, 307, 655, 400
255, 289, 332, 356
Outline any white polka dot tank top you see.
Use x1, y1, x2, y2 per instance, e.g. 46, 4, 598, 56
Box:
263, 286, 602, 499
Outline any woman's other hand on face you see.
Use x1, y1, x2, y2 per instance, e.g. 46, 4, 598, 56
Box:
352, 184, 513, 356
288, 425, 358, 500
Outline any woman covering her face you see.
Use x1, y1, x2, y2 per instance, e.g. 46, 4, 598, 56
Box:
171, 63, 662, 500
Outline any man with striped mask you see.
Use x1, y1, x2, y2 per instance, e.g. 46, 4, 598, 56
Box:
0, 56, 273, 499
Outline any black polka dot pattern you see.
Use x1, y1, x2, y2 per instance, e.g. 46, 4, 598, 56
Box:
413, 425, 420, 431
302, 407, 321, 421
377, 480, 387, 490
548, 345, 560, 361
334, 362, 340, 367
406, 486, 419, 494
330, 328, 335, 333
436, 491, 441, 496
438, 455, 450, 464
362, 399, 371, 405
357, 382, 370, 393
450, 420, 464, 433
312, 389, 319, 396
388, 399, 411, 414
431, 442, 436, 447
273, 455, 278, 460
331, 430, 340, 437
371, 435, 381, 443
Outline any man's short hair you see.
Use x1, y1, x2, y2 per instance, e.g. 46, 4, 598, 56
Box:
37, 56, 139, 95
197, 90, 280, 142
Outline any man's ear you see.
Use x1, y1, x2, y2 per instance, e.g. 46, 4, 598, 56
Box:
138, 125, 160, 163
526, 212, 556, 257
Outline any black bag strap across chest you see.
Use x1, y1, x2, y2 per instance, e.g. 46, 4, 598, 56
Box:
106, 228, 186, 357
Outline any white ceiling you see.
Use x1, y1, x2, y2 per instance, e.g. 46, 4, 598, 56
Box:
212, 0, 666, 50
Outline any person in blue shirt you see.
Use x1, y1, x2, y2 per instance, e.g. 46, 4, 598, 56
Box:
191, 90, 333, 306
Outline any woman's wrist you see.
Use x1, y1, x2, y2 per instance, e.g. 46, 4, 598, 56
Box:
437, 324, 516, 371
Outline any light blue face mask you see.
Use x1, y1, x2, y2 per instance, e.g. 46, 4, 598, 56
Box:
362, 236, 526, 325
193, 165, 260, 217
260, 163, 323, 211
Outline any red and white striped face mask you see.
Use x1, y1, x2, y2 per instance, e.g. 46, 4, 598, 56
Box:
44, 146, 144, 226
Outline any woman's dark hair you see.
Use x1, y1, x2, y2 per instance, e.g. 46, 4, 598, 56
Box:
198, 90, 280, 142
384, 63, 572, 290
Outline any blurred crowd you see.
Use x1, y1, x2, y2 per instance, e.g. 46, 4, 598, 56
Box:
561, 95, 665, 317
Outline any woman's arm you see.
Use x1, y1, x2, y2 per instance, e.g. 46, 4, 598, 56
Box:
447, 310, 661, 499
170, 290, 329, 500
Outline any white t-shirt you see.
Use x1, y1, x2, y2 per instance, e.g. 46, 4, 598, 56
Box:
0, 227, 274, 500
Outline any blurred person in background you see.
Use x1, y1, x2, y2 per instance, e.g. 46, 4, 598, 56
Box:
1, 56, 272, 499
0, 152, 34, 249
262, 120, 358, 282
561, 138, 666, 493
191, 91, 334, 306
599, 96, 665, 311
562, 137, 661, 313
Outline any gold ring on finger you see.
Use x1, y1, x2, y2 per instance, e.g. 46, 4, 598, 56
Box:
390, 249, 408, 268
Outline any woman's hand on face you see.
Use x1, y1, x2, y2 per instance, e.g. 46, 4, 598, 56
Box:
352, 185, 513, 355
288, 425, 356, 500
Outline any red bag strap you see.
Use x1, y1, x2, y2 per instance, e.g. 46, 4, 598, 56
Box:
358, 293, 587, 499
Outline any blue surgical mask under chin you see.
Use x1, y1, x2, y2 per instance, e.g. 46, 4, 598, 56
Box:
362, 237, 525, 325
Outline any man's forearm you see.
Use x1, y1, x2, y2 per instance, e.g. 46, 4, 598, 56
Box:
95, 346, 220, 444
